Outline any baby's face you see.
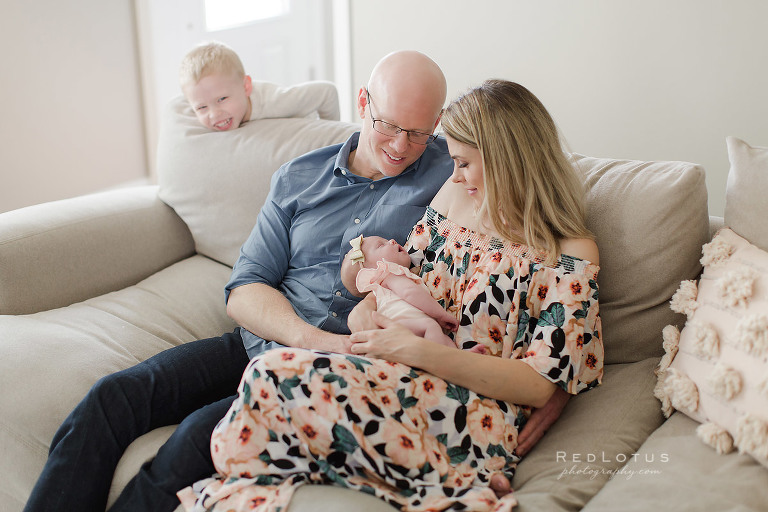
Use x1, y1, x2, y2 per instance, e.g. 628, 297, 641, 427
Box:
183, 72, 252, 131
361, 236, 411, 268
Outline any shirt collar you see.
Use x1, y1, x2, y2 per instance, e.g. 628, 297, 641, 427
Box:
333, 132, 422, 182
333, 132, 359, 181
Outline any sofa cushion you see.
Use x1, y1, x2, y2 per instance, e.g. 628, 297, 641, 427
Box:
571, 154, 710, 364
513, 357, 664, 511
581, 412, 768, 511
656, 227, 768, 467
0, 256, 236, 509
724, 136, 768, 251
156, 95, 358, 267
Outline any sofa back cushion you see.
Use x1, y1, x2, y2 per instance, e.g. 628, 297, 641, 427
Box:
157, 95, 358, 267
572, 154, 710, 364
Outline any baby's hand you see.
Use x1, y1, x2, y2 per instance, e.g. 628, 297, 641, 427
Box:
440, 315, 459, 332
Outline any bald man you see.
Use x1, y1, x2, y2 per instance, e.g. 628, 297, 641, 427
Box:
25, 51, 454, 512
226, 50, 450, 357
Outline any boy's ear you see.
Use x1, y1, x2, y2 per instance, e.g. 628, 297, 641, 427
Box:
243, 75, 253, 96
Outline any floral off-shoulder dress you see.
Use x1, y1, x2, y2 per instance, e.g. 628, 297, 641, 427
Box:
178, 207, 603, 512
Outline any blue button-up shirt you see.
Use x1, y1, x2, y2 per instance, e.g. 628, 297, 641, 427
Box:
226, 132, 453, 358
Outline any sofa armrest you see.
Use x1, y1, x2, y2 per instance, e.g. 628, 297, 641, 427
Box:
0, 185, 195, 315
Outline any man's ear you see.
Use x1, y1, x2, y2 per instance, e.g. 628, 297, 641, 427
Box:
432, 109, 444, 132
243, 75, 253, 96
356, 87, 368, 119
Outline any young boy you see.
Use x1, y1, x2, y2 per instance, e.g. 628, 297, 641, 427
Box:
179, 41, 340, 131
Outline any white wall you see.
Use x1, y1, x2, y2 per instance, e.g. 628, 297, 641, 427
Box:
349, 0, 768, 216
0, 1, 146, 214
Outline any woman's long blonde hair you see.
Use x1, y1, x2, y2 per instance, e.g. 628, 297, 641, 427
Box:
441, 79, 592, 265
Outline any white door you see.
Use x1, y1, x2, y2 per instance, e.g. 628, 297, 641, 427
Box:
136, 0, 336, 172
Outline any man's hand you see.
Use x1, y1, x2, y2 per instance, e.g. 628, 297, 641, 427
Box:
347, 293, 378, 332
516, 387, 570, 457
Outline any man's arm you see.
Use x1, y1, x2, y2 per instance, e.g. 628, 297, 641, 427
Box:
228, 282, 352, 354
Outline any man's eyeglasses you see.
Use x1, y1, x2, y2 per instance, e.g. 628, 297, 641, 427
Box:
366, 90, 438, 145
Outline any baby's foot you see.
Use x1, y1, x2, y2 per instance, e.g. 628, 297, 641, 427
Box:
489, 473, 513, 497
469, 343, 487, 354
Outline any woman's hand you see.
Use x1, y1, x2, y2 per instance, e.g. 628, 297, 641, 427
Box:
347, 293, 378, 332
349, 312, 425, 363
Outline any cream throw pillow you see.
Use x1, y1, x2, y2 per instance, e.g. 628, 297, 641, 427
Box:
655, 228, 768, 467
724, 137, 768, 252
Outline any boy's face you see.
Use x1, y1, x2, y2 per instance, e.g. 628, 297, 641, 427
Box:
183, 72, 253, 131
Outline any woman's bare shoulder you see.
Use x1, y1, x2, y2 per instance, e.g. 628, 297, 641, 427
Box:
560, 237, 600, 265
429, 179, 461, 217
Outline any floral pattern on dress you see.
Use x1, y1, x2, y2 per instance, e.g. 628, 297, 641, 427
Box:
178, 207, 602, 512
179, 348, 520, 512
408, 207, 603, 393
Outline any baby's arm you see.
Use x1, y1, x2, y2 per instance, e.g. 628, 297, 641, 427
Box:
252, 81, 340, 121
381, 274, 457, 331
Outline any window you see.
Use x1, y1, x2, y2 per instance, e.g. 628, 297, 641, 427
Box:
204, 0, 289, 32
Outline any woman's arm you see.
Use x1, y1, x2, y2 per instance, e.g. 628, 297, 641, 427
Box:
350, 312, 556, 408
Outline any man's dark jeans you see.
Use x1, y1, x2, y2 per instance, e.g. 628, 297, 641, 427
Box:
23, 330, 250, 512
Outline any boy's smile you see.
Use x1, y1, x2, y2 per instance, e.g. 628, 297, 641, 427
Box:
183, 72, 253, 131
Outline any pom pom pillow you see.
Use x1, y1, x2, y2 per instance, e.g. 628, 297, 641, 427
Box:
655, 227, 768, 466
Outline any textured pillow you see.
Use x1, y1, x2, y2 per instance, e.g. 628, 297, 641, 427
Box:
655, 228, 768, 467
157, 95, 358, 267
724, 137, 768, 252
570, 154, 710, 364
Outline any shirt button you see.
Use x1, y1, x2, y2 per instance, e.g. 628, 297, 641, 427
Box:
335, 291, 342, 296
369, 184, 375, 189
341, 169, 347, 175
331, 312, 338, 317
354, 218, 360, 224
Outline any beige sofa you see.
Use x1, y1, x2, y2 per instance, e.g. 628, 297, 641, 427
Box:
2, 95, 767, 511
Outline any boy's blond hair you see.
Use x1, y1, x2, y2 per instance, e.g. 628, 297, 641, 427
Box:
179, 41, 245, 87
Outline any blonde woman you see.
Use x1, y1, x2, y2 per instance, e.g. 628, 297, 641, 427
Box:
178, 80, 603, 512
